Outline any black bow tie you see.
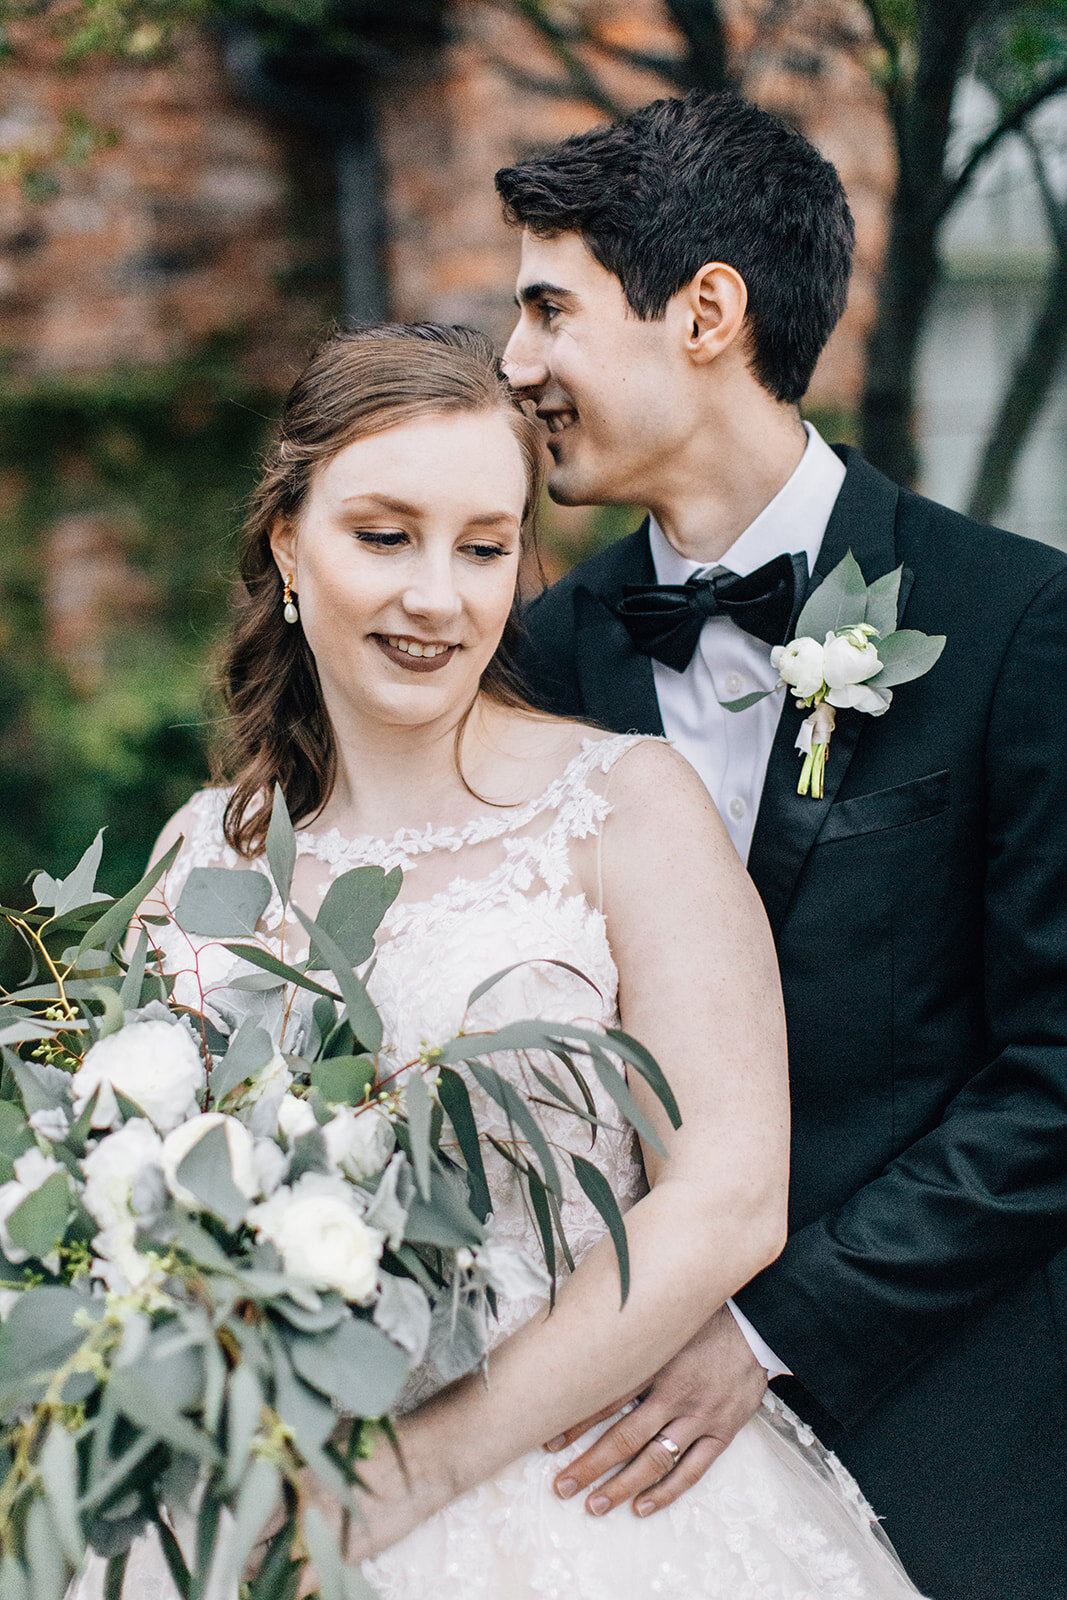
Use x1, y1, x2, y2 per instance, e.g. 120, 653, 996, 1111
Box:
615, 550, 809, 673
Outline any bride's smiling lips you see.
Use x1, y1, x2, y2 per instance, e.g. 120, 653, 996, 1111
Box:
372, 633, 461, 673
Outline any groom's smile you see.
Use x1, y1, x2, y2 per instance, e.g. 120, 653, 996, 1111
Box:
504, 230, 690, 512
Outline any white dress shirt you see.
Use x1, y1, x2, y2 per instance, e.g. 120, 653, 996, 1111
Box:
648, 424, 846, 1379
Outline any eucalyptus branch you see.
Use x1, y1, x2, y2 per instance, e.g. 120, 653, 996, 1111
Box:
1021, 125, 1067, 257
11, 917, 76, 1021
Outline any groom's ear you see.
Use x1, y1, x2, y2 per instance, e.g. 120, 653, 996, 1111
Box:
681, 263, 749, 367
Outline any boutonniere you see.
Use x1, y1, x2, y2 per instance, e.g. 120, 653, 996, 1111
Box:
722, 552, 945, 799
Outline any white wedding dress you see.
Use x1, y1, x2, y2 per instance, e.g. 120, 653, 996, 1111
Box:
77, 732, 925, 1600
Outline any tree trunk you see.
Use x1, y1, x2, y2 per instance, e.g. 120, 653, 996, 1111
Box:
858, 1, 980, 484
965, 250, 1067, 524
663, 0, 731, 91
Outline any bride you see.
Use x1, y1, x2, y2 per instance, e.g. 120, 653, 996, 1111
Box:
93, 322, 925, 1598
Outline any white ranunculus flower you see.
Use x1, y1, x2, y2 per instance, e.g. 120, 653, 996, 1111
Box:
252, 1136, 288, 1199
249, 1173, 383, 1304
276, 1093, 318, 1143
92, 1222, 166, 1297
81, 1118, 165, 1235
771, 636, 825, 699
826, 681, 894, 716
72, 1020, 205, 1133
822, 628, 882, 690
0, 1147, 66, 1264
161, 1113, 258, 1209
322, 1105, 395, 1184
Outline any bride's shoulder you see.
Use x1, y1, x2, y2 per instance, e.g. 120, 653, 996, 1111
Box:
146, 786, 234, 873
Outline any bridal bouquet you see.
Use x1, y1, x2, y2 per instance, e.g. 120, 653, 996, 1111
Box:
0, 793, 675, 1600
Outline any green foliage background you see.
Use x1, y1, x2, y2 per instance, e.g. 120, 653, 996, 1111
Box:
0, 351, 269, 941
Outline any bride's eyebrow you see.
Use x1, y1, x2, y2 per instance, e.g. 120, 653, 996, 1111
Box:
339, 493, 419, 514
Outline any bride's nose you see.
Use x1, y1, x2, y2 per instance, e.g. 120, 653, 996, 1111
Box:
400, 548, 464, 625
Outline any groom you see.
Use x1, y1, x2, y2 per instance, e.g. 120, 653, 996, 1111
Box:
498, 92, 1067, 1600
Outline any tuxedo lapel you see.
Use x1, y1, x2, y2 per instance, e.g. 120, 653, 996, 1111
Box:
747, 450, 903, 934
573, 521, 664, 736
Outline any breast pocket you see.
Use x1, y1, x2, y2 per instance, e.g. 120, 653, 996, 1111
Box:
818, 769, 950, 844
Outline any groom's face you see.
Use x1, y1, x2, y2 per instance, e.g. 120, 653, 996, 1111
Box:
504, 231, 689, 507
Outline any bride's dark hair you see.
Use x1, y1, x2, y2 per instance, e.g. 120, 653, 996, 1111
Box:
215, 322, 545, 858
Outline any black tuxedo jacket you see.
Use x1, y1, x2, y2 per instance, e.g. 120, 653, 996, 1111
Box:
516, 449, 1067, 1600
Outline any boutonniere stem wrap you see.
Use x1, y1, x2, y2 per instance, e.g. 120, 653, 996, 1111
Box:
722, 552, 946, 800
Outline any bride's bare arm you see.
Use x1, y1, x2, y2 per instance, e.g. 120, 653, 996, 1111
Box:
325, 741, 790, 1559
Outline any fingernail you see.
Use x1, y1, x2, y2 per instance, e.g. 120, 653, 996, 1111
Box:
635, 1500, 654, 1517
555, 1477, 577, 1499
545, 1435, 567, 1452
588, 1495, 610, 1516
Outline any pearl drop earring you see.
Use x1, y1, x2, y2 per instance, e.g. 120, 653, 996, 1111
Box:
282, 574, 299, 625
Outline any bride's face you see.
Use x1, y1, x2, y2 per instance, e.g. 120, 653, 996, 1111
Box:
271, 410, 527, 733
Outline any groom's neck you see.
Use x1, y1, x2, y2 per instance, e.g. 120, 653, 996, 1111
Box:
647, 393, 808, 565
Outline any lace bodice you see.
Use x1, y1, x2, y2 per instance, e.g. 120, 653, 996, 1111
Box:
153, 733, 651, 1376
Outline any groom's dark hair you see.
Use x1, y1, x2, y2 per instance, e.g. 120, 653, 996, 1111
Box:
495, 90, 854, 404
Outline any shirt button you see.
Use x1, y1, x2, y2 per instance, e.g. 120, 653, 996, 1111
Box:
725, 672, 744, 696
728, 796, 746, 820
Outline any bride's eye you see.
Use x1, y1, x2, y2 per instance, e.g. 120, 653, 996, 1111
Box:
463, 542, 509, 563
355, 530, 408, 549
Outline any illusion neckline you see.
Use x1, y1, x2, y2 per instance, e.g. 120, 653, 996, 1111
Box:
283, 733, 630, 863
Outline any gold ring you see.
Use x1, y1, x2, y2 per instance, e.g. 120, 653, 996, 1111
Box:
655, 1432, 681, 1463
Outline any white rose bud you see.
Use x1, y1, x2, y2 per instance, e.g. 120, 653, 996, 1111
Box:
277, 1093, 318, 1143
772, 637, 826, 699
161, 1113, 258, 1209
822, 628, 882, 690
73, 1020, 205, 1133
249, 1173, 383, 1304
322, 1105, 395, 1184
0, 1147, 66, 1264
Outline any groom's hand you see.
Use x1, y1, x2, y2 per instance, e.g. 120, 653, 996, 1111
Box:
547, 1304, 767, 1517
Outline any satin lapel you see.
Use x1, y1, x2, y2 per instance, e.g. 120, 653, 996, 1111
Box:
573, 520, 664, 736
747, 450, 902, 934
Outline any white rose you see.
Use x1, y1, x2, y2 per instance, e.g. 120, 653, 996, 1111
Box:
92, 1222, 165, 1297
825, 681, 893, 716
822, 628, 882, 690
0, 1147, 66, 1264
249, 1173, 383, 1304
323, 1105, 395, 1183
73, 1020, 205, 1133
277, 1093, 318, 1143
252, 1137, 288, 1199
772, 637, 825, 699
81, 1118, 165, 1234
161, 1113, 258, 1209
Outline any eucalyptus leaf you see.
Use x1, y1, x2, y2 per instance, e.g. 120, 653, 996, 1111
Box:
405, 1069, 433, 1201
863, 565, 903, 638
42, 831, 106, 917
0, 1020, 59, 1046
721, 688, 775, 713
225, 1360, 265, 1489
302, 1506, 347, 1600
292, 907, 383, 1053
869, 629, 946, 688
466, 957, 600, 1010
403, 1162, 485, 1250
795, 550, 868, 641
209, 1018, 274, 1104
174, 868, 271, 939
586, 1045, 666, 1157
118, 929, 149, 1012
88, 983, 124, 1040
107, 1367, 217, 1463
77, 840, 182, 957
468, 1061, 562, 1198
0, 1286, 98, 1413
437, 1068, 490, 1222
266, 785, 297, 906
270, 1342, 337, 1453
175, 1121, 249, 1231
0, 1101, 34, 1162
223, 944, 341, 1003
373, 1273, 431, 1363
7, 1171, 70, 1261
309, 1055, 375, 1107
0, 1554, 30, 1600
287, 1316, 411, 1416
229, 1458, 282, 1591
310, 865, 401, 967
39, 1425, 84, 1567
25, 1496, 67, 1600
572, 1154, 630, 1305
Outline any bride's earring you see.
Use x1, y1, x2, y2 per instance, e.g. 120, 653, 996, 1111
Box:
282, 574, 299, 625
